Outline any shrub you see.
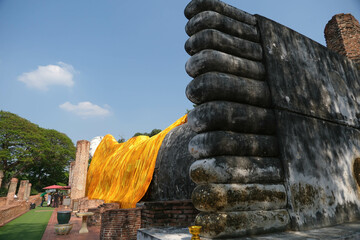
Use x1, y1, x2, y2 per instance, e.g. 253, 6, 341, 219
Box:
0, 187, 8, 197
30, 188, 39, 195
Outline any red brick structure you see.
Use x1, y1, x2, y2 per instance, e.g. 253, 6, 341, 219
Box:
71, 140, 90, 206
101, 208, 141, 240
0, 170, 3, 188
0, 201, 29, 226
17, 180, 29, 201
325, 13, 360, 66
0, 197, 7, 207
69, 161, 75, 187
88, 203, 120, 227
99, 200, 198, 240
25, 183, 32, 200
141, 200, 199, 228
78, 197, 104, 213
6, 178, 18, 205
0, 194, 41, 226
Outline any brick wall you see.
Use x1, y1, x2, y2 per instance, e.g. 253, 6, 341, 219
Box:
0, 201, 29, 226
141, 200, 199, 228
29, 194, 42, 205
88, 203, 120, 227
0, 194, 41, 226
325, 13, 360, 66
99, 200, 199, 240
78, 197, 104, 212
101, 208, 141, 240
0, 197, 7, 207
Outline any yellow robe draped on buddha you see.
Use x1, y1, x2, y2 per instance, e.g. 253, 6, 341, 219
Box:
86, 115, 187, 208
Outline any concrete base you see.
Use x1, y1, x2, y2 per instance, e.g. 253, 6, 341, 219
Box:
137, 227, 191, 240
137, 222, 360, 240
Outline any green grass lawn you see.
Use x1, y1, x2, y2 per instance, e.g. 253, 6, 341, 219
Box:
0, 206, 54, 240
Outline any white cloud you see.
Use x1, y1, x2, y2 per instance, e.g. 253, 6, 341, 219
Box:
18, 62, 75, 91
59, 101, 111, 118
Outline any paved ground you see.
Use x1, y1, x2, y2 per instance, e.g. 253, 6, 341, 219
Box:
41, 206, 100, 240
138, 222, 360, 240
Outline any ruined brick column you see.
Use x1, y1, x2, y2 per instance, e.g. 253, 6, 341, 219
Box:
325, 13, 360, 66
70, 140, 90, 201
6, 178, 18, 205
17, 180, 29, 201
0, 170, 3, 188
69, 161, 75, 187
25, 183, 32, 200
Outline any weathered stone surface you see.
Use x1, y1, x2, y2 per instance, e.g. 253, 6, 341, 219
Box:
184, 0, 256, 26
144, 124, 197, 201
6, 178, 18, 205
257, 14, 360, 128
137, 222, 360, 240
185, 29, 262, 61
71, 140, 90, 200
255, 13, 360, 231
241, 222, 360, 239
17, 180, 29, 201
25, 183, 32, 200
190, 157, 283, 184
195, 210, 289, 238
277, 111, 360, 230
186, 11, 259, 42
189, 131, 278, 159
186, 50, 265, 80
68, 161, 75, 187
192, 183, 286, 212
0, 170, 3, 188
188, 101, 276, 134
184, 1, 360, 238
186, 72, 271, 107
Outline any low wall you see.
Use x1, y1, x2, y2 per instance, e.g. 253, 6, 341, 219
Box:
0, 194, 41, 226
0, 197, 7, 207
29, 194, 42, 205
88, 203, 120, 227
99, 200, 199, 240
101, 208, 141, 240
0, 201, 29, 226
141, 200, 199, 228
78, 197, 104, 212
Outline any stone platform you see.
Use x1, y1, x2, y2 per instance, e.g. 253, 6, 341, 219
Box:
137, 227, 191, 240
137, 221, 360, 240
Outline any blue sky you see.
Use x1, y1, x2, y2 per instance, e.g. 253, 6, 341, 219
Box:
1, 0, 359, 144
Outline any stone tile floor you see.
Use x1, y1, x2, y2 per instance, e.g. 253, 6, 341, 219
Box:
41, 206, 100, 240
139, 222, 360, 240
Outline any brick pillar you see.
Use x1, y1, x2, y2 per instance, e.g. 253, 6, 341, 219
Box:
17, 180, 29, 201
69, 161, 75, 187
325, 13, 360, 66
71, 140, 90, 201
0, 170, 3, 188
100, 208, 142, 240
24, 183, 29, 200
25, 183, 32, 200
6, 178, 18, 205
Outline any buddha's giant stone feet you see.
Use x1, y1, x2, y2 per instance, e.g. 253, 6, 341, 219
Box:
184, 0, 290, 238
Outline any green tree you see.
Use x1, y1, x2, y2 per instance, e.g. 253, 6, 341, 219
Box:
26, 129, 76, 190
149, 129, 161, 137
0, 111, 75, 192
132, 128, 162, 138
